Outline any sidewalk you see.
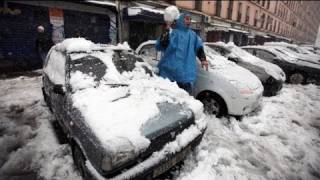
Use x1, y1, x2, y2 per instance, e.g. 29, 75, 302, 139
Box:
0, 69, 42, 80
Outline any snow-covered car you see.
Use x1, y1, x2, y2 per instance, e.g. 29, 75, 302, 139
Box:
300, 45, 320, 55
264, 42, 320, 64
205, 42, 286, 96
136, 40, 263, 117
242, 45, 320, 84
41, 38, 207, 180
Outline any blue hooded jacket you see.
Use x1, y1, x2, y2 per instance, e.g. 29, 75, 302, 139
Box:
156, 13, 204, 83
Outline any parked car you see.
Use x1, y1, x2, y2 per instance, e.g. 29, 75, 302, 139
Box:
264, 42, 320, 64
136, 40, 264, 117
42, 38, 207, 180
299, 44, 320, 55
205, 42, 286, 96
242, 45, 320, 84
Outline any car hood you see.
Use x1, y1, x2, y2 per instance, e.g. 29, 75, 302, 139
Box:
205, 48, 262, 90
69, 62, 205, 155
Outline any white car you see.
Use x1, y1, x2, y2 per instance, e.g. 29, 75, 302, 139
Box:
205, 42, 286, 96
136, 40, 264, 117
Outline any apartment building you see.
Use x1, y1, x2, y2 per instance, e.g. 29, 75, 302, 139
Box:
138, 0, 320, 45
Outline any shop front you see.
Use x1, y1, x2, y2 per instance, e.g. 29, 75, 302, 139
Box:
0, 1, 116, 72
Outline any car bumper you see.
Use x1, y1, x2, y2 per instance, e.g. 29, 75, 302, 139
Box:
86, 121, 206, 180
227, 89, 263, 116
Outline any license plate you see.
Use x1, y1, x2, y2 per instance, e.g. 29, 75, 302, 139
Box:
153, 146, 192, 178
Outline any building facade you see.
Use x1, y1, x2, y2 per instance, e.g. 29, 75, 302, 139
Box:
144, 0, 320, 45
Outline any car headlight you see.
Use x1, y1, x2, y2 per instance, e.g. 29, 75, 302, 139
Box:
101, 138, 136, 171
229, 80, 254, 95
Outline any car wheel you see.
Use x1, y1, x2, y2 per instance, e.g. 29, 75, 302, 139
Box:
72, 144, 90, 179
198, 92, 227, 117
289, 72, 305, 84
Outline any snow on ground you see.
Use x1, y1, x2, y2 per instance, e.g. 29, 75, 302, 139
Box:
0, 76, 81, 180
173, 84, 320, 180
0, 74, 320, 180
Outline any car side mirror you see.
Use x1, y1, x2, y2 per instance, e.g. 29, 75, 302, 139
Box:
273, 57, 280, 61
228, 56, 239, 63
53, 84, 65, 95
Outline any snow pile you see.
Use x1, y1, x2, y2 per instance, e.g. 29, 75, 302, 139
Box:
0, 76, 81, 180
55, 38, 96, 53
69, 70, 97, 90
174, 84, 320, 180
128, 6, 164, 16
264, 41, 297, 47
164, 6, 180, 22
1, 73, 320, 180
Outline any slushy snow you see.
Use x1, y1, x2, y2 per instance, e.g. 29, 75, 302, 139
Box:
1, 73, 320, 180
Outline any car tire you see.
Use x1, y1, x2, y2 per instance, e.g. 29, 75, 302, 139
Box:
289, 72, 305, 84
72, 144, 91, 180
197, 92, 227, 117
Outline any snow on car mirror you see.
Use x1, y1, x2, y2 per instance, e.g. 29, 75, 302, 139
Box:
227, 56, 239, 63
156, 52, 161, 61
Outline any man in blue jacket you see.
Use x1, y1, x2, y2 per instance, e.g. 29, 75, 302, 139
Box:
156, 13, 208, 94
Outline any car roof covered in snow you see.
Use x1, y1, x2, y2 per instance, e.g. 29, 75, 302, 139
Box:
54, 38, 132, 54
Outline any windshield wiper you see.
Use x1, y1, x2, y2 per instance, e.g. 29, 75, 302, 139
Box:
103, 83, 129, 87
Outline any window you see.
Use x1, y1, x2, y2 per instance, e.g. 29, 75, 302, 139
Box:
195, 0, 202, 11
237, 2, 242, 22
254, 10, 258, 26
260, 13, 265, 28
266, 0, 270, 9
70, 55, 107, 83
216, 0, 222, 17
227, 0, 234, 19
245, 6, 250, 24
164, 0, 175, 5
256, 50, 276, 62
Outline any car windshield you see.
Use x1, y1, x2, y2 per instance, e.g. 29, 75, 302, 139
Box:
273, 47, 298, 59
68, 50, 146, 91
227, 45, 253, 59
70, 53, 107, 82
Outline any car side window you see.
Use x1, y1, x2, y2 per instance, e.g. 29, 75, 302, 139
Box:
244, 48, 253, 54
139, 45, 157, 61
210, 46, 223, 55
256, 50, 275, 62
44, 49, 66, 85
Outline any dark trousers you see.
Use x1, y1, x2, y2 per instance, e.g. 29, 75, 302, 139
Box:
177, 82, 193, 95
